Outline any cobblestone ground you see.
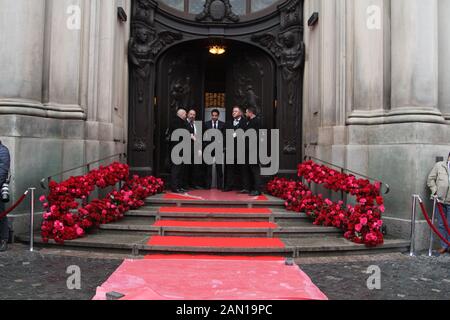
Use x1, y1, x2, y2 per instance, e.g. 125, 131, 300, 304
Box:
298, 253, 450, 300
0, 244, 123, 300
0, 244, 449, 300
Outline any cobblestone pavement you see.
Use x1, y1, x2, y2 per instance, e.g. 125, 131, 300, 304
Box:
0, 244, 122, 300
0, 244, 449, 300
299, 252, 450, 300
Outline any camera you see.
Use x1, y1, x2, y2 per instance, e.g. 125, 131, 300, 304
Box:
1, 176, 10, 203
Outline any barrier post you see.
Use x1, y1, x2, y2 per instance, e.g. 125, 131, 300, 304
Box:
410, 195, 418, 257
428, 196, 438, 256
29, 188, 36, 252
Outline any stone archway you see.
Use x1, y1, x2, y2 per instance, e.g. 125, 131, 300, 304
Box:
127, 0, 305, 177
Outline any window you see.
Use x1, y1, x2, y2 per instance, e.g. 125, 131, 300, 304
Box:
158, 0, 280, 15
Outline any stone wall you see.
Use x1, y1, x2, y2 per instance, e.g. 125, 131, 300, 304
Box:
303, 0, 450, 250
0, 0, 131, 235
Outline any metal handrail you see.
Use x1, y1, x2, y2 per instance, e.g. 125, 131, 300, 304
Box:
304, 155, 390, 194
40, 153, 127, 189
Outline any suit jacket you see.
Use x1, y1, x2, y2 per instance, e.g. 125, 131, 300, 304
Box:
224, 117, 247, 161
169, 116, 190, 151
245, 116, 261, 163
204, 120, 225, 156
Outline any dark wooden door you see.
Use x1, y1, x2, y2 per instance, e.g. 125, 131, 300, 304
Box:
155, 46, 205, 180
225, 44, 276, 130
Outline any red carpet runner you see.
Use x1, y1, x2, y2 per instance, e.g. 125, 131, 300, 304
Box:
147, 236, 286, 248
153, 220, 278, 228
93, 191, 327, 300
159, 207, 272, 214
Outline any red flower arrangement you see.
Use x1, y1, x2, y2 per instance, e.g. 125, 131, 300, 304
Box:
40, 163, 164, 244
266, 161, 385, 247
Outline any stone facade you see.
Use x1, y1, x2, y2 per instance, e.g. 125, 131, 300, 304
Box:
303, 0, 450, 250
0, 0, 448, 250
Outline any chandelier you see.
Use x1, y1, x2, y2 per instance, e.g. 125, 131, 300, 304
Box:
209, 45, 226, 55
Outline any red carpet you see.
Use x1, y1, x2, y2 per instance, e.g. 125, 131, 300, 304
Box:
143, 254, 285, 261
164, 189, 269, 201
93, 258, 328, 300
153, 220, 277, 228
147, 236, 285, 248
163, 193, 201, 200
158, 207, 272, 214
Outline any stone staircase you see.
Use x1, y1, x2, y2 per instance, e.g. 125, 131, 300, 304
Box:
18, 191, 410, 257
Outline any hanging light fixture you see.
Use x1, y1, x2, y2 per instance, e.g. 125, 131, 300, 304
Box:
209, 45, 226, 55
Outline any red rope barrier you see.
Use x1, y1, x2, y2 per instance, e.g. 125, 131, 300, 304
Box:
0, 191, 29, 220
436, 202, 450, 235
418, 201, 450, 247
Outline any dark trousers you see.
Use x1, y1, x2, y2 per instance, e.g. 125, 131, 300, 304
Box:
185, 164, 204, 188
171, 163, 185, 191
0, 202, 8, 241
225, 164, 245, 190
243, 164, 262, 192
206, 164, 224, 190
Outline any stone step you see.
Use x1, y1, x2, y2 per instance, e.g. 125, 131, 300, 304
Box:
17, 232, 410, 258
145, 193, 285, 208
97, 217, 342, 238
126, 208, 307, 221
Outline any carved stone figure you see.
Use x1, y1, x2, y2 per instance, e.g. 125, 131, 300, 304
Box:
196, 0, 240, 23
169, 77, 192, 111
129, 26, 155, 102
280, 31, 304, 106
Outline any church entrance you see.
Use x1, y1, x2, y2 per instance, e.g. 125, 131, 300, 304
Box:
154, 40, 276, 179
127, 0, 305, 179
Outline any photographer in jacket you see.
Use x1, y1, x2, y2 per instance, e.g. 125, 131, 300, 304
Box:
427, 152, 450, 255
0, 141, 11, 252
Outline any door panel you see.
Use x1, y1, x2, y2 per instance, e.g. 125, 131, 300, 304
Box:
225, 45, 276, 130
155, 47, 204, 179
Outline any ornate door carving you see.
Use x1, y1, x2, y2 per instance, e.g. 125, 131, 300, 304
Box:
226, 45, 276, 131
154, 47, 204, 179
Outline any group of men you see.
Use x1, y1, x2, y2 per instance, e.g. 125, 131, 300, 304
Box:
169, 106, 263, 197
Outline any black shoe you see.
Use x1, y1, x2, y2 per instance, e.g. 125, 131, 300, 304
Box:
179, 188, 188, 193
193, 186, 203, 190
249, 191, 262, 196
0, 240, 7, 252
239, 189, 250, 194
223, 188, 233, 192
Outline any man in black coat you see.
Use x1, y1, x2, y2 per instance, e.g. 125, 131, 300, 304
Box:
243, 106, 263, 196
224, 106, 247, 192
204, 109, 225, 190
0, 140, 10, 252
169, 108, 189, 193
185, 109, 203, 190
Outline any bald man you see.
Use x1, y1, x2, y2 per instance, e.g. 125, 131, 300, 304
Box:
169, 108, 189, 193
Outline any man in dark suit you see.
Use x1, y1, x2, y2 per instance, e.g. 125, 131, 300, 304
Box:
169, 108, 189, 193
185, 109, 203, 190
224, 106, 247, 192
204, 109, 225, 190
243, 106, 263, 196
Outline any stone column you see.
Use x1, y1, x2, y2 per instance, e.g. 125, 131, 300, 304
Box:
42, 0, 86, 119
0, 0, 46, 113
319, 0, 336, 127
347, 0, 390, 124
438, 0, 450, 120
390, 0, 443, 123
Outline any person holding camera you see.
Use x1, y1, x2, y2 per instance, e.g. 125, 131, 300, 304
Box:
427, 152, 450, 255
0, 141, 11, 252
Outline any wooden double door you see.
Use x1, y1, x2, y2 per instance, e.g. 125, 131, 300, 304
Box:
154, 40, 276, 179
